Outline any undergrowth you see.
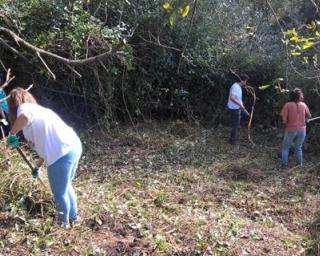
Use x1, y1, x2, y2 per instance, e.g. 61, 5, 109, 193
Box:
0, 122, 320, 255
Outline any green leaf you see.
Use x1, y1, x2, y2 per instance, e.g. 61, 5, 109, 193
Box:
313, 54, 318, 65
289, 35, 300, 43
258, 84, 271, 90
313, 54, 318, 61
291, 51, 301, 56
285, 28, 298, 37
306, 21, 317, 31
169, 12, 177, 26
245, 24, 255, 30
163, 2, 173, 11
179, 5, 190, 17
302, 41, 314, 50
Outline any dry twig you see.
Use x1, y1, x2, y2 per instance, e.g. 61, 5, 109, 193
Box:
0, 68, 15, 89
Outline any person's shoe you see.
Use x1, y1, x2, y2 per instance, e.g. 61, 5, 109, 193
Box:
56, 220, 70, 229
70, 216, 82, 227
228, 139, 236, 145
55, 213, 71, 229
276, 164, 288, 170
60, 222, 71, 229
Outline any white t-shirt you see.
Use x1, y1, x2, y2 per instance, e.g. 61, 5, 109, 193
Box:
17, 103, 81, 166
227, 83, 242, 109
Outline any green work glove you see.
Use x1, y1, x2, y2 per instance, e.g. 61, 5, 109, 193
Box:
6, 134, 20, 149
32, 167, 40, 178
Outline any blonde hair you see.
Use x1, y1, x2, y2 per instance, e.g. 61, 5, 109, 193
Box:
8, 87, 37, 124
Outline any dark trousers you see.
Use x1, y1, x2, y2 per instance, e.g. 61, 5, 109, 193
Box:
228, 108, 250, 144
229, 109, 241, 144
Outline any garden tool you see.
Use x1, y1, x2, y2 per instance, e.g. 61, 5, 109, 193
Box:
307, 116, 320, 123
6, 134, 46, 188
15, 147, 47, 189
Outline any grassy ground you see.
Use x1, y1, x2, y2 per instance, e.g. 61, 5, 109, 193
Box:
0, 122, 320, 255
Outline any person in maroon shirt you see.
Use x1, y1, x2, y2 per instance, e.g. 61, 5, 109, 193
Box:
280, 88, 311, 168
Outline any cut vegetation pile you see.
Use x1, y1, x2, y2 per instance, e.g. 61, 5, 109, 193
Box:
0, 122, 320, 255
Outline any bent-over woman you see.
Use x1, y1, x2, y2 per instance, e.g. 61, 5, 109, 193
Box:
7, 87, 82, 228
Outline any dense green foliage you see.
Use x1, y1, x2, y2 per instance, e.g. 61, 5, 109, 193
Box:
0, 0, 319, 130
1, 2, 320, 254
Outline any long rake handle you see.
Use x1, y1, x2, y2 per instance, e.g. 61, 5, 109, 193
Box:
16, 147, 47, 189
16, 147, 34, 169
307, 116, 320, 123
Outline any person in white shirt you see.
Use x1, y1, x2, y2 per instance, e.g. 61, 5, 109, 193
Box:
227, 74, 250, 145
7, 87, 82, 228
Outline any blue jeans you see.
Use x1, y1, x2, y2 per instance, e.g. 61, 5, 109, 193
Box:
281, 131, 306, 167
47, 147, 82, 224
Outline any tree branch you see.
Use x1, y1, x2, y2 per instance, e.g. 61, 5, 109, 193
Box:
36, 52, 56, 80
1, 68, 15, 89
139, 33, 182, 52
0, 26, 118, 66
0, 37, 29, 63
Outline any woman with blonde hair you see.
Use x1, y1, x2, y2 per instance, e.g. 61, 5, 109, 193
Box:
7, 87, 82, 228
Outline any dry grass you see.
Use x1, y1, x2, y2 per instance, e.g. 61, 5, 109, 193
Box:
0, 122, 320, 255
